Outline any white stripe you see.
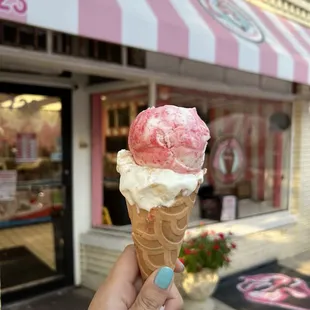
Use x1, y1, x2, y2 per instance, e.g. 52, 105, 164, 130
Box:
237, 1, 294, 81
116, 0, 158, 50
232, 0, 260, 73
170, 0, 216, 63
27, 0, 78, 34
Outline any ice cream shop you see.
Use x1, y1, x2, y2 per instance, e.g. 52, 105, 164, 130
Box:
1, 0, 310, 307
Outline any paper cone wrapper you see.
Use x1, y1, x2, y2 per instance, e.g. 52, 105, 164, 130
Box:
126, 190, 197, 281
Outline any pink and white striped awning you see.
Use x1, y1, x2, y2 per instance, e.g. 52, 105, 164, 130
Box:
1, 0, 310, 84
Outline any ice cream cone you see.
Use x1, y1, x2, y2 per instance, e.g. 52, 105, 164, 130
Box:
126, 189, 198, 281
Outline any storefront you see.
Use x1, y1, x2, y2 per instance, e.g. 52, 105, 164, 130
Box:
1, 0, 310, 306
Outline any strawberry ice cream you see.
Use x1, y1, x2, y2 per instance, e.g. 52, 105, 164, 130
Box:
128, 105, 210, 174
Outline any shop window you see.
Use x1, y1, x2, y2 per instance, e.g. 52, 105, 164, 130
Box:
156, 85, 292, 222
91, 84, 292, 229
91, 87, 149, 227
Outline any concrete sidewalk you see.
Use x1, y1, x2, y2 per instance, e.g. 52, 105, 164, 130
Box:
4, 250, 310, 310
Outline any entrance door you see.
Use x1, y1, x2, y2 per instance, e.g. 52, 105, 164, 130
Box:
0, 83, 73, 304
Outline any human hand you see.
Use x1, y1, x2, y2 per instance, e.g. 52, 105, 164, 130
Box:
88, 245, 184, 310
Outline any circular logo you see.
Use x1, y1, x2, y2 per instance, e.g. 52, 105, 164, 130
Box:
199, 0, 264, 43
210, 136, 244, 185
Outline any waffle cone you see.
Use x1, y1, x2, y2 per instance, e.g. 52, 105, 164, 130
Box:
126, 190, 197, 281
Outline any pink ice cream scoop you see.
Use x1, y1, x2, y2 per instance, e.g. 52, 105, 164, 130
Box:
128, 105, 210, 174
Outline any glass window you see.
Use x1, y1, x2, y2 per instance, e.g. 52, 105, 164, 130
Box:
156, 85, 292, 222
100, 87, 149, 228
92, 84, 292, 230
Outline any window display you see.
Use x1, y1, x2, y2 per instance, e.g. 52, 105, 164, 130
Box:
94, 85, 292, 229
0, 93, 63, 228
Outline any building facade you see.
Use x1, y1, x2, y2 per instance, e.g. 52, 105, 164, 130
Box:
0, 0, 310, 305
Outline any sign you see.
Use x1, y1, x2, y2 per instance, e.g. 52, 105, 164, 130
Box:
199, 0, 264, 43
16, 133, 37, 163
0, 0, 27, 15
237, 273, 310, 310
210, 136, 244, 185
0, 170, 17, 201
220, 195, 237, 221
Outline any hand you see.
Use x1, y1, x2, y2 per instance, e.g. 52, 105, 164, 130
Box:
88, 245, 184, 310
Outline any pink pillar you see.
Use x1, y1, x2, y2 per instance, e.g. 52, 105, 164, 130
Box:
257, 103, 266, 201
273, 103, 283, 208
91, 94, 103, 226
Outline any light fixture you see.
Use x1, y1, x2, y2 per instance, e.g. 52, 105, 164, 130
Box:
41, 102, 62, 111
1, 94, 47, 109
101, 95, 107, 101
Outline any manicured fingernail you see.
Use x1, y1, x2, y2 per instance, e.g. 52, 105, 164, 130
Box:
179, 261, 185, 271
154, 267, 174, 290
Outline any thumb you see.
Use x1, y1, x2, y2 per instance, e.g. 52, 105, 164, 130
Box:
130, 267, 174, 310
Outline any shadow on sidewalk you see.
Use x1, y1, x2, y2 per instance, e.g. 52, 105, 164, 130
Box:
3, 287, 94, 310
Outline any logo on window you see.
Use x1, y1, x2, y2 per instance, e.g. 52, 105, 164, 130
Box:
199, 0, 264, 43
210, 136, 244, 185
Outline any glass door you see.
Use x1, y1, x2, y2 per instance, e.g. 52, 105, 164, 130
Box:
0, 83, 73, 303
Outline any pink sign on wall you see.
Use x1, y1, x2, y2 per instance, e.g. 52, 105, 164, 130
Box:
0, 0, 27, 23
16, 133, 37, 163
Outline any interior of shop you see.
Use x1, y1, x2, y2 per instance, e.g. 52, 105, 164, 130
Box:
95, 85, 293, 229
0, 92, 63, 291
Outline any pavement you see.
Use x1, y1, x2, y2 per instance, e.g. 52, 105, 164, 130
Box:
3, 250, 310, 310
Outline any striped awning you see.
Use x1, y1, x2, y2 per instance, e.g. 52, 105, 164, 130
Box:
1, 0, 310, 84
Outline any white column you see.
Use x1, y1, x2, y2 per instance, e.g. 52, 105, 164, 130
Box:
72, 74, 92, 285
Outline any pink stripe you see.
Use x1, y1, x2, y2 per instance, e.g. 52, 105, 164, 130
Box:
146, 0, 189, 57
257, 103, 265, 201
273, 103, 283, 208
191, 0, 239, 68
91, 94, 103, 226
0, 1, 27, 23
253, 7, 308, 83
79, 0, 121, 43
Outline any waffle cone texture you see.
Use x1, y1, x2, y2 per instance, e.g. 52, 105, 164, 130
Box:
127, 189, 198, 281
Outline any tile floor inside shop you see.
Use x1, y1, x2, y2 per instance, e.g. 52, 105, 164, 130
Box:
0, 223, 55, 270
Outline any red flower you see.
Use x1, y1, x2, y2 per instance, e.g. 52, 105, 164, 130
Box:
179, 257, 185, 264
184, 248, 192, 255
213, 244, 220, 251
207, 251, 211, 256
218, 233, 225, 239
231, 243, 237, 249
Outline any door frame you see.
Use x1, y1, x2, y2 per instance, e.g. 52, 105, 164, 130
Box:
0, 82, 74, 304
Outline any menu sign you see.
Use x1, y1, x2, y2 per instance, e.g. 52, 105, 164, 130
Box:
16, 133, 37, 163
0, 170, 17, 201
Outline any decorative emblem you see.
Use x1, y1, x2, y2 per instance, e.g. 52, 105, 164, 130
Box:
199, 0, 264, 43
237, 273, 310, 310
210, 136, 244, 185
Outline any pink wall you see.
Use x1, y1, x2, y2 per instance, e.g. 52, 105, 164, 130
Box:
91, 94, 103, 226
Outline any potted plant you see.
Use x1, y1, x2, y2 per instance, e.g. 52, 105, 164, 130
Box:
178, 230, 237, 301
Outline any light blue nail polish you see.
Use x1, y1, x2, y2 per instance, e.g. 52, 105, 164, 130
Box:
154, 267, 174, 290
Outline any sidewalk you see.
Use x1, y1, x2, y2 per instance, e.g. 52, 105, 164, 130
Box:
3, 250, 310, 310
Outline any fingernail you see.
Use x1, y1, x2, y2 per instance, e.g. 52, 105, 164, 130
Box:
154, 267, 174, 290
179, 261, 185, 272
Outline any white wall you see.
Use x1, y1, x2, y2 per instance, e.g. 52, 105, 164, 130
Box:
72, 75, 92, 285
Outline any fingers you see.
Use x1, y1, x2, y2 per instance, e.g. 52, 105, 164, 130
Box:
174, 259, 185, 273
110, 244, 139, 284
130, 267, 182, 310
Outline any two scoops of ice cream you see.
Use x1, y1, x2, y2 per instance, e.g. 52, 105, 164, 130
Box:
116, 105, 210, 280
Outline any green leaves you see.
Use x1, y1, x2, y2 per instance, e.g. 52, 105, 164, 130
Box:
180, 231, 236, 273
